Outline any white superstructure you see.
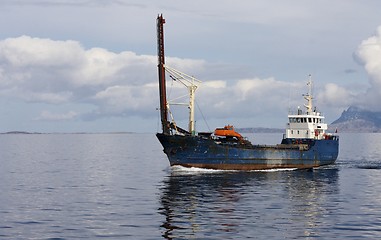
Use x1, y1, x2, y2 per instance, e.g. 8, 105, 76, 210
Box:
285, 76, 327, 140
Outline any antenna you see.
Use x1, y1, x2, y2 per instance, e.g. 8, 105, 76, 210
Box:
303, 74, 313, 113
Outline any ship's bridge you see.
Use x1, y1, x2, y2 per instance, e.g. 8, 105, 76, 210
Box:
285, 76, 329, 140
286, 110, 327, 139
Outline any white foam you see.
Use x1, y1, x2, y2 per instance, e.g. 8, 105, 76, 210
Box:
171, 165, 298, 174
249, 168, 298, 172
170, 165, 237, 174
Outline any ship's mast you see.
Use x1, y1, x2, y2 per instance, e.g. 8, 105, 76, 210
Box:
188, 84, 196, 135
157, 14, 169, 135
303, 74, 313, 113
156, 15, 201, 136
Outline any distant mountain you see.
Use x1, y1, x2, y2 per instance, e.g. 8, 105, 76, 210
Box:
330, 106, 381, 132
1, 131, 35, 134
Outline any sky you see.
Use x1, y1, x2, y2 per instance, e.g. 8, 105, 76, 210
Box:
0, 0, 381, 133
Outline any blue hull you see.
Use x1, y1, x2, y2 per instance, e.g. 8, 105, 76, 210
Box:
156, 133, 339, 170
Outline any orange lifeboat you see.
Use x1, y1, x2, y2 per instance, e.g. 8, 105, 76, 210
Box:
214, 125, 243, 140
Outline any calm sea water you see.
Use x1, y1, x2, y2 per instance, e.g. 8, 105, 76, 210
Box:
1, 133, 381, 239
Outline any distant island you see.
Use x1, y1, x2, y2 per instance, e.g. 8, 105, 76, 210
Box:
0, 131, 135, 135
329, 106, 381, 133
237, 127, 283, 133
1, 131, 37, 134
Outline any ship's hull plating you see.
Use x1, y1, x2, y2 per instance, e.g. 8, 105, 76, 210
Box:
156, 133, 339, 170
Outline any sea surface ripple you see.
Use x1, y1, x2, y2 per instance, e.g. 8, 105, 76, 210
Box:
0, 133, 381, 239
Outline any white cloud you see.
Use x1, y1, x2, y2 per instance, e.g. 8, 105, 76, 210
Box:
354, 25, 381, 110
26, 91, 73, 104
3, 23, 381, 129
0, 0, 380, 132
0, 35, 83, 67
235, 78, 290, 101
356, 26, 381, 82
317, 83, 354, 108
202, 80, 226, 89
0, 35, 223, 122
36, 110, 78, 121
0, 35, 158, 108
182, 77, 307, 121
0, 35, 324, 124
90, 83, 158, 117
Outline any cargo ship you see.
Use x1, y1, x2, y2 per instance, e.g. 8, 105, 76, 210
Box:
156, 15, 339, 170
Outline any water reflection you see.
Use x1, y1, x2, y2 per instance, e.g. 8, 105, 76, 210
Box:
282, 168, 340, 238
159, 167, 339, 239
